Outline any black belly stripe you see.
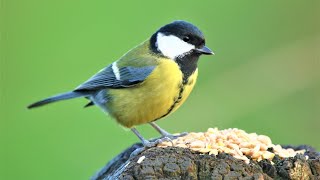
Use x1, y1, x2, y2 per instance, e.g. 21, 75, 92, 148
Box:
154, 83, 185, 121
152, 52, 200, 122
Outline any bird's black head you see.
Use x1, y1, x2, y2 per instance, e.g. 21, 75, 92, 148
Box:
150, 20, 213, 60
150, 20, 213, 83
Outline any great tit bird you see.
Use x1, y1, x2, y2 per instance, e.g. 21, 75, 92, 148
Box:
28, 20, 214, 146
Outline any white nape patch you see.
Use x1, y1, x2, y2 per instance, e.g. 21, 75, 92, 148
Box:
156, 32, 195, 59
111, 62, 121, 80
137, 156, 146, 164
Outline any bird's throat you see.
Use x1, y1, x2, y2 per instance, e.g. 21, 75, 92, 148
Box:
175, 53, 199, 83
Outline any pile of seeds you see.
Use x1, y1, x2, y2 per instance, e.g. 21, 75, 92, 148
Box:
157, 128, 305, 164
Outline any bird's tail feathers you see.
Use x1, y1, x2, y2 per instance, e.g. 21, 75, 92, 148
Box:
28, 91, 89, 109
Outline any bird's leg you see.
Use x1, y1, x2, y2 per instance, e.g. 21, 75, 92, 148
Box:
149, 122, 188, 139
149, 122, 172, 137
149, 122, 173, 137
131, 128, 150, 146
131, 128, 166, 148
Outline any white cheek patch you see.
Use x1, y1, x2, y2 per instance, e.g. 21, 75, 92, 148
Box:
156, 32, 195, 59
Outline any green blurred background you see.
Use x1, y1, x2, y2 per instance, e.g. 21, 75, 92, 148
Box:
1, 0, 320, 179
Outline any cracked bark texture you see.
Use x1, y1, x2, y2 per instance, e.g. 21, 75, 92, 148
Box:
92, 143, 320, 180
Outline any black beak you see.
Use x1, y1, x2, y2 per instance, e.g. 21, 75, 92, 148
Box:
195, 46, 214, 55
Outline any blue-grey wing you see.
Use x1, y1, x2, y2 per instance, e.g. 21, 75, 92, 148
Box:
74, 64, 155, 91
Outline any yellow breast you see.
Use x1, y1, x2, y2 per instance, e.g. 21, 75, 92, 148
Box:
107, 59, 198, 128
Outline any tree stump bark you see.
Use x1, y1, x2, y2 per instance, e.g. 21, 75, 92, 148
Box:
91, 143, 319, 180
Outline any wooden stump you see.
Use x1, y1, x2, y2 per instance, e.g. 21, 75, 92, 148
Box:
92, 143, 320, 180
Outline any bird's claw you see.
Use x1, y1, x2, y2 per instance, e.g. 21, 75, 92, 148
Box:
142, 136, 173, 148
129, 132, 189, 158
162, 132, 188, 140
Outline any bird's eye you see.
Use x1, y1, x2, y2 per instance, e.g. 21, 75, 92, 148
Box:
182, 36, 190, 42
